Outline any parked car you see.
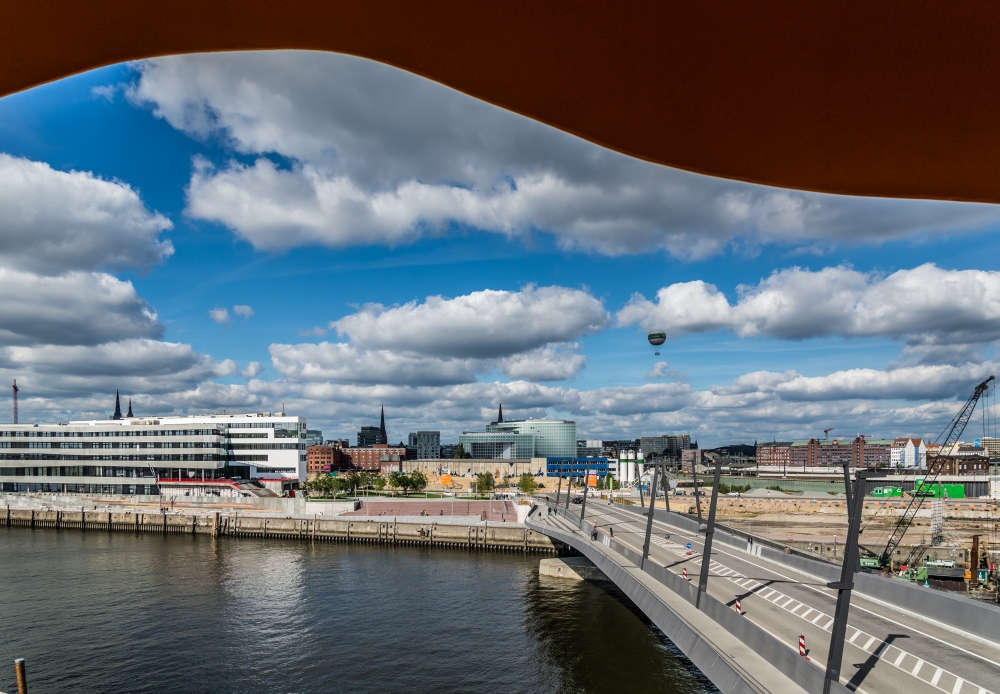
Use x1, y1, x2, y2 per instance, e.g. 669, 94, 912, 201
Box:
673, 489, 686, 496
572, 496, 584, 504
726, 491, 741, 497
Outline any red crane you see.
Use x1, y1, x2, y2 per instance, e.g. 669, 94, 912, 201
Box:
12, 379, 18, 424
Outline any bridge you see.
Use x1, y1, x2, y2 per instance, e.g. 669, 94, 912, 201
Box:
526, 496, 1000, 694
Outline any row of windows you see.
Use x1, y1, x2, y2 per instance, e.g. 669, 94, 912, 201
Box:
0, 459, 273, 476
228, 433, 269, 439
1, 483, 158, 494
0, 441, 218, 450
227, 423, 275, 428
0, 454, 223, 462
227, 443, 303, 450
0, 429, 221, 438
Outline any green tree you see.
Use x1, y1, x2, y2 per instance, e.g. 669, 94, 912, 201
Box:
518, 473, 538, 495
373, 475, 386, 493
454, 443, 467, 459
476, 472, 495, 497
387, 471, 404, 495
409, 471, 428, 494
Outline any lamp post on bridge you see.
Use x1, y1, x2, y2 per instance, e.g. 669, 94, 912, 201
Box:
696, 459, 722, 609
579, 466, 591, 529
641, 462, 661, 570
823, 469, 881, 694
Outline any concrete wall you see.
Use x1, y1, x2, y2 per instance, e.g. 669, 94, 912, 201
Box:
2, 505, 558, 553
0, 491, 358, 516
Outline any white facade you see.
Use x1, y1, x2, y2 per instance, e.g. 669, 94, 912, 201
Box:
0, 412, 306, 495
891, 438, 926, 468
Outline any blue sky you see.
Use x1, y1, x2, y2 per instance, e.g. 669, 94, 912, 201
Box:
2, 51, 999, 446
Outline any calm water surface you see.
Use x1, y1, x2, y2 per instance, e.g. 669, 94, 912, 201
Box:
0, 528, 716, 693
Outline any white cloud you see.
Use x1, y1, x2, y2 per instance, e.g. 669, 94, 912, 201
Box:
0, 153, 173, 274
0, 339, 237, 398
209, 307, 230, 325
0, 268, 161, 346
128, 52, 1000, 258
233, 304, 254, 318
646, 362, 685, 381
618, 264, 1000, 363
331, 285, 608, 359
298, 326, 327, 337
496, 344, 587, 382
269, 342, 480, 387
241, 361, 264, 377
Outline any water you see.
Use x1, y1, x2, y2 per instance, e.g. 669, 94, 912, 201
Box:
0, 528, 717, 693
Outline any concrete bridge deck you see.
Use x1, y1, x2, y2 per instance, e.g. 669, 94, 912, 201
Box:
527, 499, 1000, 694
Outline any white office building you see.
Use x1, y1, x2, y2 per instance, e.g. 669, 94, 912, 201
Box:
0, 402, 306, 496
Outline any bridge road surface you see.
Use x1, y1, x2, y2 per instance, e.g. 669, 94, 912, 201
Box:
538, 498, 1000, 694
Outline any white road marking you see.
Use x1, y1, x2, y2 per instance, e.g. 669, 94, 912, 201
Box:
912, 659, 924, 676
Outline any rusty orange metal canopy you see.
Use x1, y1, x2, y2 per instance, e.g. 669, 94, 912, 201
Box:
2, 2, 1000, 203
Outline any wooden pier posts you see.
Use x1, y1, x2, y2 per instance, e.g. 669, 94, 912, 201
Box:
15, 657, 28, 694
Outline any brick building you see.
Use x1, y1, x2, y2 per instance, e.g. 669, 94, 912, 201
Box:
307, 444, 346, 476
756, 442, 792, 468
933, 455, 989, 476
758, 437, 893, 470
344, 443, 406, 472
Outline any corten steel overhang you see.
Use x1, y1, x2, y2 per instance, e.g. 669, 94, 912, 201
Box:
3, 2, 1000, 204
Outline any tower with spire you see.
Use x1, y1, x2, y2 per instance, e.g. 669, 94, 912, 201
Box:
497, 402, 504, 423
378, 404, 387, 445
112, 390, 122, 420
126, 398, 133, 418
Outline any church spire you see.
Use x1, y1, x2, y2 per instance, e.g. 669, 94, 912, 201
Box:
379, 404, 387, 444
126, 398, 133, 418
112, 390, 122, 420
497, 402, 504, 423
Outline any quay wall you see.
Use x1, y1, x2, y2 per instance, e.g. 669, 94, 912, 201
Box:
0, 506, 560, 553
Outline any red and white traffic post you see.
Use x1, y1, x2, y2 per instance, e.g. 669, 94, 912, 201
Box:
735, 598, 742, 615
682, 568, 688, 580
799, 635, 806, 656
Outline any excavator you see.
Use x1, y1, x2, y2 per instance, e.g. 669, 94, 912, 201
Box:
860, 375, 994, 571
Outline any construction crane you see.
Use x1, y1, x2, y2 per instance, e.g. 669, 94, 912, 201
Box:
11, 379, 17, 424
864, 375, 994, 569
823, 428, 834, 440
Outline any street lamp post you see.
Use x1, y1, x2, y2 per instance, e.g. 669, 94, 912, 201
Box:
696, 460, 722, 609
641, 463, 661, 570
823, 469, 881, 694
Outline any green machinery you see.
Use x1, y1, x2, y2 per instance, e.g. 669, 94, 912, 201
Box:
871, 486, 902, 498
912, 480, 966, 499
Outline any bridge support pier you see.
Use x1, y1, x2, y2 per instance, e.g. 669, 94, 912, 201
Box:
696, 460, 721, 609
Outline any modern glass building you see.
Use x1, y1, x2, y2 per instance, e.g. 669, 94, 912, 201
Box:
485, 419, 577, 458
458, 431, 535, 459
408, 431, 441, 459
